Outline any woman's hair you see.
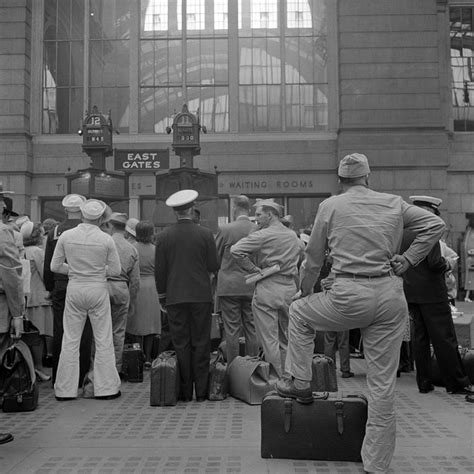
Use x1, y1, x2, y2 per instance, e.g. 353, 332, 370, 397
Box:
23, 223, 44, 247
135, 220, 155, 243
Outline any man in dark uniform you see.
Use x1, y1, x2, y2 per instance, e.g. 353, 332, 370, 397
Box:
401, 195, 474, 399
155, 189, 219, 402
43, 194, 93, 386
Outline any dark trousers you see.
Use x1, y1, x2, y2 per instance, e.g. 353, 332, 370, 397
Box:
166, 302, 212, 400
409, 302, 470, 392
51, 281, 93, 387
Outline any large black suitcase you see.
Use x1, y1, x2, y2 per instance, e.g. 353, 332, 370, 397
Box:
261, 391, 367, 461
150, 351, 180, 406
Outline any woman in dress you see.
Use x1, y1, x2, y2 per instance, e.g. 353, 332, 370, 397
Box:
126, 220, 161, 368
21, 222, 53, 381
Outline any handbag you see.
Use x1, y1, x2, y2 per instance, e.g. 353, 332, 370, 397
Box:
228, 355, 278, 405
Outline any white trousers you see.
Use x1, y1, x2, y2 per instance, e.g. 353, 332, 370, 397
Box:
286, 275, 407, 473
54, 282, 121, 398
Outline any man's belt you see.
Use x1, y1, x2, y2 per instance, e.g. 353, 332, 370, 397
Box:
334, 271, 393, 280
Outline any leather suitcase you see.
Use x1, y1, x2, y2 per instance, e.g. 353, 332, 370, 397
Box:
311, 354, 338, 392
122, 343, 144, 383
261, 391, 367, 461
150, 351, 180, 406
228, 356, 278, 405
208, 351, 229, 401
431, 348, 474, 386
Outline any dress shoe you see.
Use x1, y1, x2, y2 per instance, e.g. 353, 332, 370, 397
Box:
341, 371, 354, 378
55, 396, 76, 401
466, 394, 474, 403
178, 395, 193, 402
196, 396, 206, 402
0, 433, 14, 445
418, 384, 434, 394
35, 369, 51, 382
144, 361, 152, 370
276, 377, 313, 404
448, 385, 474, 395
95, 391, 121, 400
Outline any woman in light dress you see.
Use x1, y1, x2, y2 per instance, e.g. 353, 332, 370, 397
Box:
126, 220, 161, 368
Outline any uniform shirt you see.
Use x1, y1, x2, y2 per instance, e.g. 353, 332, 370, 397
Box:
215, 215, 257, 297
108, 232, 140, 300
300, 185, 445, 295
230, 221, 304, 279
0, 223, 24, 329
50, 223, 121, 283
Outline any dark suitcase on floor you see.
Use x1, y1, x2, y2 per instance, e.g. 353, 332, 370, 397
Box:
208, 351, 229, 401
122, 343, 144, 383
150, 350, 180, 406
431, 348, 474, 386
261, 391, 367, 461
311, 354, 338, 392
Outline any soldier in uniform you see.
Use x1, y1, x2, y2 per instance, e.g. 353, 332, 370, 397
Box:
277, 153, 446, 473
43, 194, 93, 386
231, 199, 304, 377
155, 189, 218, 402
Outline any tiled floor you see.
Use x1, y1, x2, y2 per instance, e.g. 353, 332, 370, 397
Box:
1, 304, 473, 473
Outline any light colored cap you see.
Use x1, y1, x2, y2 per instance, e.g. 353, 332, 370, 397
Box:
15, 216, 30, 227
80, 199, 107, 220
104, 212, 128, 225
409, 195, 442, 215
125, 218, 139, 237
338, 153, 370, 178
300, 233, 310, 244
166, 189, 199, 210
254, 198, 283, 216
20, 221, 34, 239
62, 194, 86, 212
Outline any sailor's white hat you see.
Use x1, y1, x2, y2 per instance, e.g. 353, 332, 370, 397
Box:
80, 199, 107, 220
62, 194, 86, 212
166, 189, 198, 211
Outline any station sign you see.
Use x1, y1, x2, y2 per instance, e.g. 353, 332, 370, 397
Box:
114, 149, 170, 171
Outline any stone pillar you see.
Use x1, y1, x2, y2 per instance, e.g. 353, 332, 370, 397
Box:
0, 0, 33, 215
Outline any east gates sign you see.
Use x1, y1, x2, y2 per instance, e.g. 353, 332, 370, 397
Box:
114, 149, 170, 171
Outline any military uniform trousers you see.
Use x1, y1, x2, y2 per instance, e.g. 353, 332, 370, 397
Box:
51, 280, 92, 386
109, 280, 130, 373
220, 295, 259, 364
252, 274, 296, 377
409, 301, 470, 392
54, 281, 120, 398
166, 302, 212, 400
286, 275, 406, 473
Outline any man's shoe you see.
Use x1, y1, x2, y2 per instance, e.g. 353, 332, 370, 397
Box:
448, 385, 474, 395
196, 396, 206, 402
466, 394, 474, 403
418, 384, 434, 394
341, 371, 354, 378
95, 391, 121, 400
0, 433, 13, 445
55, 396, 76, 401
275, 378, 313, 404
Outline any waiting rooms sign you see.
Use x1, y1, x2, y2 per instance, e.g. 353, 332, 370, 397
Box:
218, 173, 336, 195
114, 149, 170, 171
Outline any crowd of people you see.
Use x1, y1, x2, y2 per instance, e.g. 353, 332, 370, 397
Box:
0, 152, 473, 473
